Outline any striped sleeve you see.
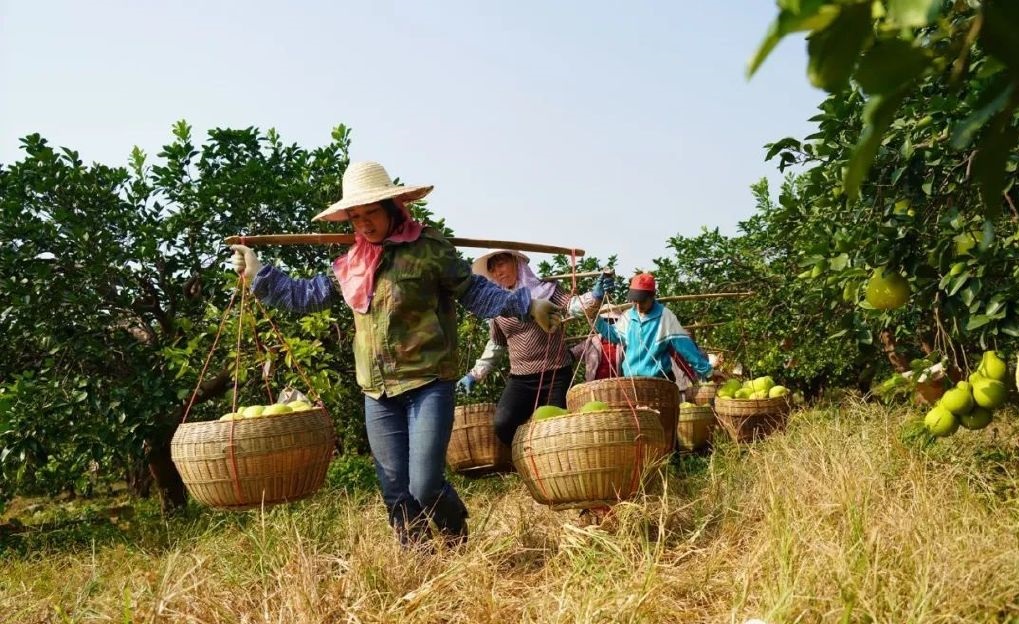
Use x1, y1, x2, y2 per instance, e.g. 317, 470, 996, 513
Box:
250, 265, 339, 313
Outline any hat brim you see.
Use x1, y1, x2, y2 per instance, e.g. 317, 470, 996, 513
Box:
311, 184, 434, 222
626, 289, 653, 303
471, 249, 531, 281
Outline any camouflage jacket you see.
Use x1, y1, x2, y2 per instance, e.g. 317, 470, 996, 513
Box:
252, 228, 530, 398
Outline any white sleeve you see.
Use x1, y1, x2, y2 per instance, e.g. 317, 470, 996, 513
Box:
469, 339, 507, 381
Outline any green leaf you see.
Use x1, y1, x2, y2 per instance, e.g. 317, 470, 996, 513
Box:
980, 1, 1019, 71
966, 314, 992, 330
807, 3, 873, 92
972, 106, 1019, 218
855, 39, 930, 95
844, 88, 909, 200
886, 0, 942, 28
950, 81, 1014, 150
747, 2, 841, 78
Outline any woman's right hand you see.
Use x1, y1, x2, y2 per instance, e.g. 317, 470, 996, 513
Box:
229, 244, 263, 282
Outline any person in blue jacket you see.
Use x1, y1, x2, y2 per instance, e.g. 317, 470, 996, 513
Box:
594, 273, 714, 382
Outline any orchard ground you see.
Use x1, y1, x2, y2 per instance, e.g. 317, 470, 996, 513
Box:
3, 399, 1019, 623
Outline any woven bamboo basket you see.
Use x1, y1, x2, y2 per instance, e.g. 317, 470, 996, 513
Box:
688, 383, 718, 406
447, 403, 512, 475
566, 377, 679, 449
511, 407, 669, 510
170, 408, 335, 510
677, 404, 716, 452
713, 396, 790, 443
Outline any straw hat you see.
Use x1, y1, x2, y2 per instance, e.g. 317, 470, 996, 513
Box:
471, 249, 531, 281
312, 161, 433, 222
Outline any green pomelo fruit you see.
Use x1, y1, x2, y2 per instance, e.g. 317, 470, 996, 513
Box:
242, 405, 265, 418
955, 381, 971, 393
924, 405, 958, 437
939, 388, 974, 416
220, 413, 242, 421
532, 405, 569, 421
734, 389, 753, 399
959, 406, 992, 431
749, 376, 775, 393
768, 385, 789, 398
980, 351, 1008, 381
288, 400, 313, 412
972, 378, 1007, 409
580, 401, 610, 412
263, 404, 293, 416
865, 268, 909, 310
750, 390, 769, 400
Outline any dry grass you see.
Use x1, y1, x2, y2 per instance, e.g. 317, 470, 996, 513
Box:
3, 402, 1019, 623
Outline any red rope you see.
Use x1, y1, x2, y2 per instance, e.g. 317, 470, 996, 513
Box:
225, 278, 249, 504
181, 287, 239, 423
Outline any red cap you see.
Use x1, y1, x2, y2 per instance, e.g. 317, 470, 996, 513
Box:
629, 273, 656, 291
627, 273, 656, 302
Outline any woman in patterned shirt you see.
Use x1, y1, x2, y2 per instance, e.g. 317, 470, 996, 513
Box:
229, 162, 561, 548
457, 250, 614, 446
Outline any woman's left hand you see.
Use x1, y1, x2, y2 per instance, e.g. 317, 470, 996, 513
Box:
592, 272, 616, 299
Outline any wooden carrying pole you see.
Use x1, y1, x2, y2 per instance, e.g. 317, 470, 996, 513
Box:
656, 292, 754, 302
224, 234, 585, 257
543, 270, 603, 281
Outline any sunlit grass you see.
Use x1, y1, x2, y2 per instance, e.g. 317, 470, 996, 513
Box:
3, 402, 1018, 623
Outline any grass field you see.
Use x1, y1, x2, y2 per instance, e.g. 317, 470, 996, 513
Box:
3, 400, 1018, 623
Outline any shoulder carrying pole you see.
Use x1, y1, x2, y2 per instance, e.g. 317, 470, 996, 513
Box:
225, 234, 585, 257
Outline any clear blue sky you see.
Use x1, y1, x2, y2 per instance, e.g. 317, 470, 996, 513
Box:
0, 1, 820, 272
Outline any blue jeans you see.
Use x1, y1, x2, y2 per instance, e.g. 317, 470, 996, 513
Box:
364, 380, 468, 546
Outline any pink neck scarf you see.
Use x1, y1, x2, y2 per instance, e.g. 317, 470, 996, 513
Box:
332, 202, 424, 313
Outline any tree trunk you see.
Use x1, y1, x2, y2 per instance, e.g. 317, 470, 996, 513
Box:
879, 328, 911, 372
147, 368, 232, 514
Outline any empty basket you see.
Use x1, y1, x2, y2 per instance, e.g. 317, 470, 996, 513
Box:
447, 403, 512, 475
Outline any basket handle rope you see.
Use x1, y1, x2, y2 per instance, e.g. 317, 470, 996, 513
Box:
559, 268, 646, 497
526, 249, 583, 503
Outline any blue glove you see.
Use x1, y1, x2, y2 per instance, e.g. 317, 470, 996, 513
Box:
457, 374, 476, 394
592, 272, 616, 299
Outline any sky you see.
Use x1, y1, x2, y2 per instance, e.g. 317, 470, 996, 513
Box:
0, 1, 821, 273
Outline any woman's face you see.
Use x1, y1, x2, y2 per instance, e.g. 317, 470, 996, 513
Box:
346, 203, 392, 243
488, 255, 519, 289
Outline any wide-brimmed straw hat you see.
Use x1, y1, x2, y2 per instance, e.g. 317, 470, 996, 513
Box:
312, 161, 433, 222
471, 249, 531, 281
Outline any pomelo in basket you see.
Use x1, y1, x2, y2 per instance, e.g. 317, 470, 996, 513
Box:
580, 400, 610, 412
242, 405, 265, 419
288, 400, 314, 412
263, 403, 293, 416
748, 376, 775, 393
219, 412, 242, 421
532, 405, 568, 421
768, 385, 789, 398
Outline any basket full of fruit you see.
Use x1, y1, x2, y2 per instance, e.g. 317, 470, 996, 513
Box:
447, 403, 512, 475
713, 376, 792, 443
512, 401, 669, 510
171, 397, 335, 510
566, 377, 680, 449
